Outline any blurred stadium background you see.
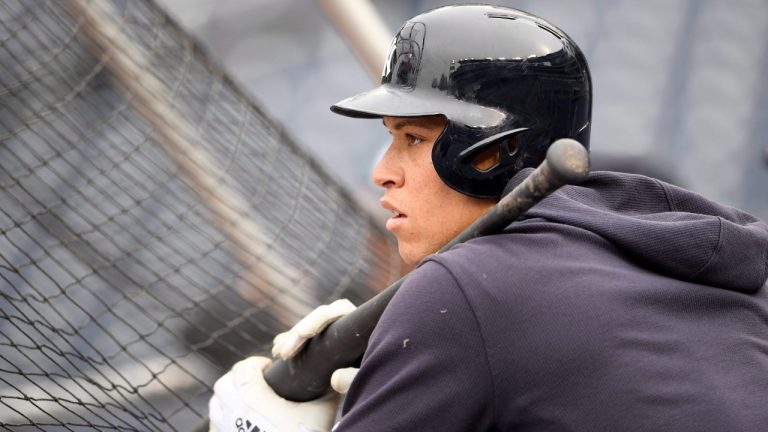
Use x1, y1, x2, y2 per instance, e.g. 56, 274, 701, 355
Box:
161, 0, 768, 220
0, 0, 766, 430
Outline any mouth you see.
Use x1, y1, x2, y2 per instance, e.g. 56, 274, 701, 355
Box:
381, 199, 406, 231
385, 212, 406, 232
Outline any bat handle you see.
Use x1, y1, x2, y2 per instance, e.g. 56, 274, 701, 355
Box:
262, 138, 589, 402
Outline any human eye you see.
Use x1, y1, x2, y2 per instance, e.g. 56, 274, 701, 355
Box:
405, 134, 423, 146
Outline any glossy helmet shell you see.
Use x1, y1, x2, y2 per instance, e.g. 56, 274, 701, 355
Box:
331, 5, 592, 198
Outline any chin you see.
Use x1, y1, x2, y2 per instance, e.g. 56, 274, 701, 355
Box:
396, 244, 417, 266
398, 243, 434, 267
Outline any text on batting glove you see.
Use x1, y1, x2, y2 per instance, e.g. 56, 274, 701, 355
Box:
209, 356, 338, 432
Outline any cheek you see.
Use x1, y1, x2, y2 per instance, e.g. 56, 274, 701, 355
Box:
417, 173, 495, 236
407, 173, 473, 244
394, 169, 448, 260
409, 168, 451, 220
395, 145, 494, 262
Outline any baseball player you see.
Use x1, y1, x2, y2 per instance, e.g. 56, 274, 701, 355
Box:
209, 5, 768, 431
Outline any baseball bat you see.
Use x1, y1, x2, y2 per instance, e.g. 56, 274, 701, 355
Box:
194, 138, 589, 431
263, 138, 590, 401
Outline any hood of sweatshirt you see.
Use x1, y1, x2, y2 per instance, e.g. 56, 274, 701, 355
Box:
502, 169, 768, 294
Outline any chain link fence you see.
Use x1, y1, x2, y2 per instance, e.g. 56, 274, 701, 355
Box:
0, 1, 401, 429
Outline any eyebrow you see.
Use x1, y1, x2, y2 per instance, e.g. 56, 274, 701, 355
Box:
382, 118, 437, 131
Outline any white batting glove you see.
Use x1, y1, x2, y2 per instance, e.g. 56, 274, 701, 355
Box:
272, 299, 357, 360
209, 356, 338, 432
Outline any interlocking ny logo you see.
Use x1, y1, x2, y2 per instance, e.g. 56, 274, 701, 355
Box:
381, 21, 426, 87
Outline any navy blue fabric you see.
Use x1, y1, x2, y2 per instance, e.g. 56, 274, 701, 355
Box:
335, 171, 768, 432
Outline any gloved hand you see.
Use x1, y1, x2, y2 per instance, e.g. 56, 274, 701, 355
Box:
209, 356, 338, 432
272, 299, 359, 395
272, 299, 357, 359
209, 299, 361, 432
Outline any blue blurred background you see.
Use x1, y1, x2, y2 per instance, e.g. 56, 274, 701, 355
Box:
158, 0, 768, 221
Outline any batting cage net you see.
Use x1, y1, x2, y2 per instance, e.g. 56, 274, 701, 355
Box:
0, 0, 401, 430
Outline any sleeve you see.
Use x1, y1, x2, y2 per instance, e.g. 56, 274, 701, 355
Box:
333, 260, 496, 432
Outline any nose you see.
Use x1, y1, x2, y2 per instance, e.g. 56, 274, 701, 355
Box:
372, 143, 404, 189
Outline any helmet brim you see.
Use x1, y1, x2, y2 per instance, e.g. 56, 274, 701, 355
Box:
331, 85, 507, 128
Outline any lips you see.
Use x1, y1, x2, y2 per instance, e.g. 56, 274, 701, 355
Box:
381, 199, 406, 232
380, 199, 404, 217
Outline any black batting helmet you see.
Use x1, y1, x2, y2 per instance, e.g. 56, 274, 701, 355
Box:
331, 5, 592, 198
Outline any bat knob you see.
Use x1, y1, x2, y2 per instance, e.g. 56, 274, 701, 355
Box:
546, 138, 590, 185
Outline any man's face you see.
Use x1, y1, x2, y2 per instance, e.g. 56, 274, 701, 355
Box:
375, 115, 496, 266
